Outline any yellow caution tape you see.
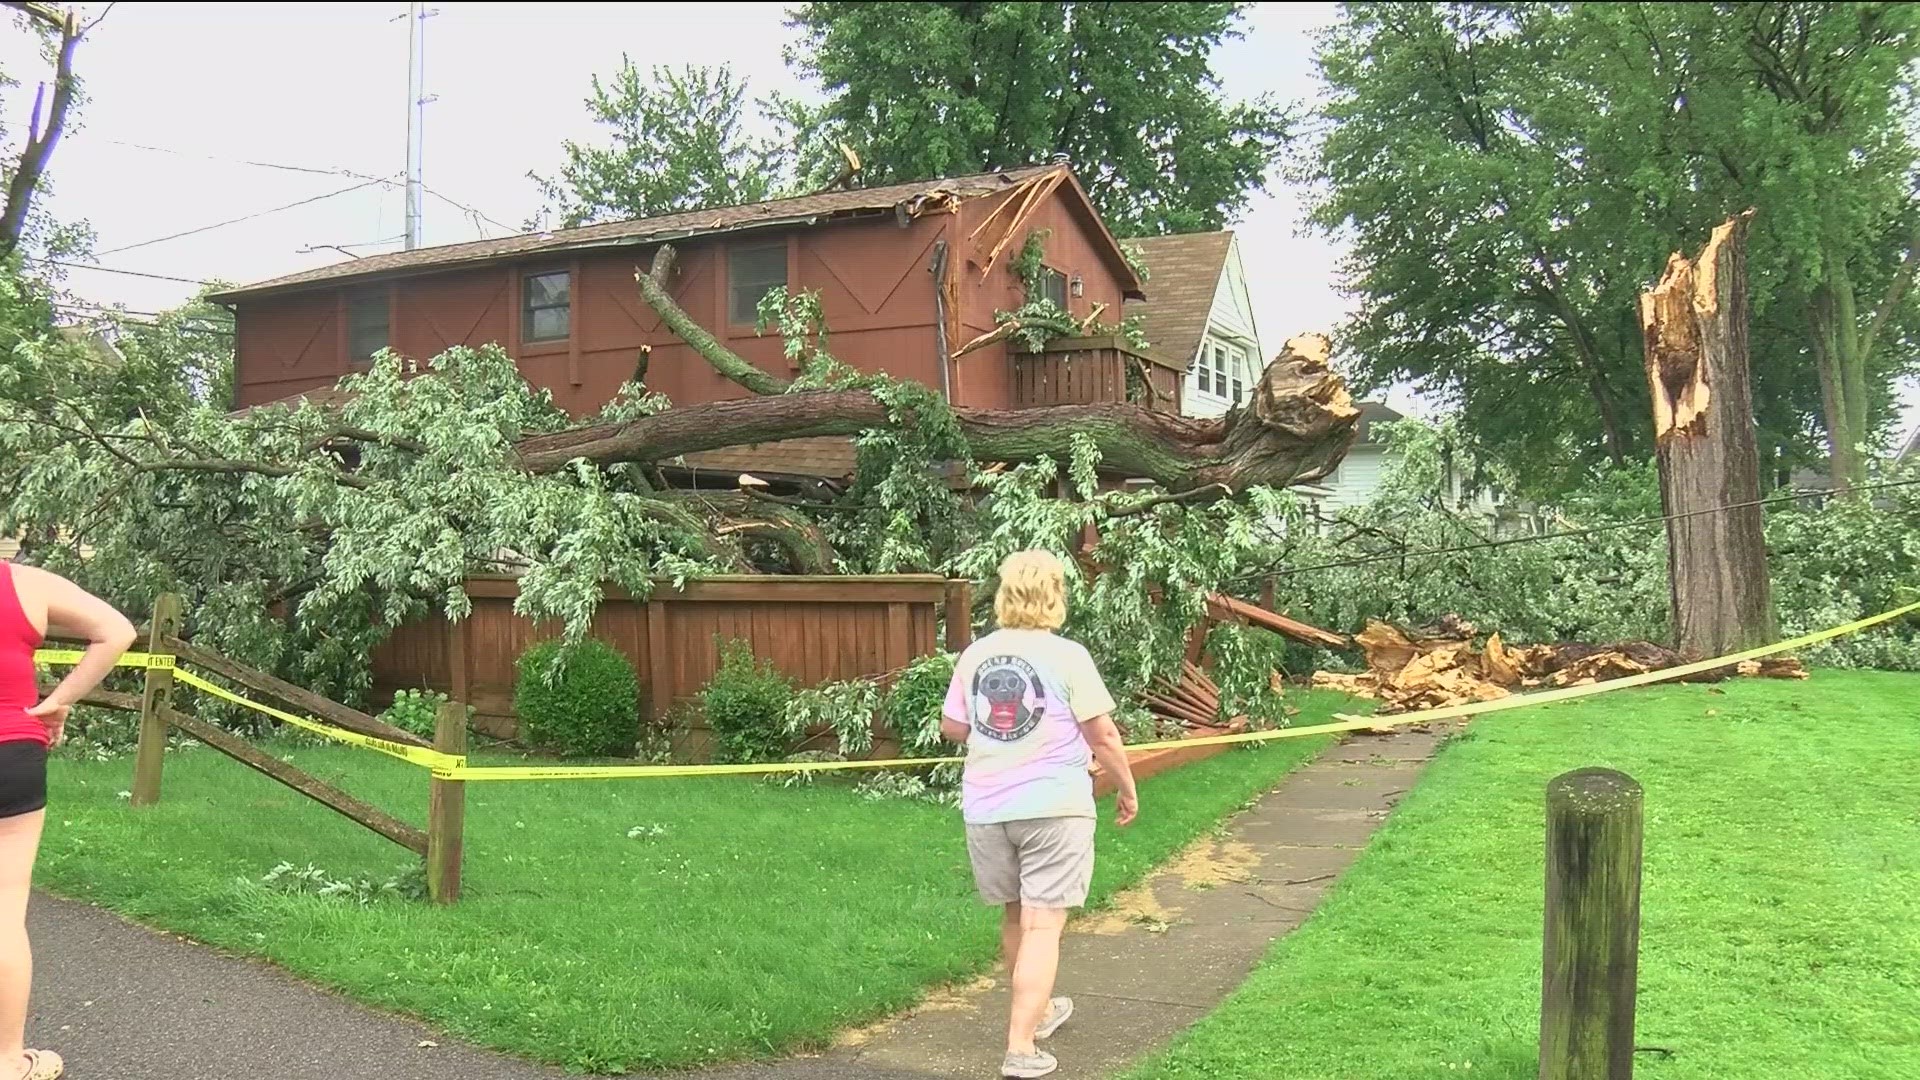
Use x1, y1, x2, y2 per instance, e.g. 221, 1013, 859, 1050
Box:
34, 646, 463, 772
169, 669, 464, 772
439, 594, 1920, 783
34, 593, 1920, 785
31, 649, 173, 670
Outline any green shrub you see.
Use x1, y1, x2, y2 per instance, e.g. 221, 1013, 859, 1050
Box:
882, 650, 954, 758
514, 639, 641, 757
378, 688, 471, 742
701, 639, 796, 763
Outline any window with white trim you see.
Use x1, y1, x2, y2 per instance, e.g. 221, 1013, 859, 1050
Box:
1194, 338, 1245, 400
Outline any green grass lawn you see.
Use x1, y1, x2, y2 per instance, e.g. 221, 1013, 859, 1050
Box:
1122, 670, 1920, 1080
38, 691, 1356, 1073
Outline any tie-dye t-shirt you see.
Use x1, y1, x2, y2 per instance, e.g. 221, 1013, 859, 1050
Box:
943, 629, 1118, 825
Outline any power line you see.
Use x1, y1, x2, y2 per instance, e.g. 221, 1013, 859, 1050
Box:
104, 137, 523, 241
1230, 475, 1920, 584
97, 177, 397, 257
33, 259, 215, 286
52, 301, 234, 332
103, 139, 386, 182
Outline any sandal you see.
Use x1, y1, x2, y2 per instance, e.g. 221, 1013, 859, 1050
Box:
21, 1050, 62, 1080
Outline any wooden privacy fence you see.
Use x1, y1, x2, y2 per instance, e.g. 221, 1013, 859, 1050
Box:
372, 574, 972, 754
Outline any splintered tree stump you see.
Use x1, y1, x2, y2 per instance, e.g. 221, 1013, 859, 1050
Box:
1638, 211, 1775, 659
1540, 768, 1643, 1080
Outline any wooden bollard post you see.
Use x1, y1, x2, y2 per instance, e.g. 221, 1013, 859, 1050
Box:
944, 579, 973, 651
425, 700, 468, 904
1540, 768, 1644, 1080
129, 592, 184, 808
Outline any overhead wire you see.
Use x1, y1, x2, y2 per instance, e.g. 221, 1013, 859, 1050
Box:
32, 259, 215, 286
96, 177, 398, 257
103, 138, 524, 241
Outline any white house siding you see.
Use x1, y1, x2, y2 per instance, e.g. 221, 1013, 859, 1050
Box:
1183, 238, 1263, 419
1317, 445, 1390, 509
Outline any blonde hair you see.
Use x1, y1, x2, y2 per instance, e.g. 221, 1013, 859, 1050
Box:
994, 549, 1068, 630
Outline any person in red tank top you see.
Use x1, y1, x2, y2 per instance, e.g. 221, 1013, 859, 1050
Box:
0, 563, 135, 1080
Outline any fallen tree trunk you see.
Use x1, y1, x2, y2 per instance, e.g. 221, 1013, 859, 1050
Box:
516, 339, 1359, 492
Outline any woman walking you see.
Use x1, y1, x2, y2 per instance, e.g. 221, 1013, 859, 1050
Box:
0, 561, 136, 1080
942, 549, 1139, 1079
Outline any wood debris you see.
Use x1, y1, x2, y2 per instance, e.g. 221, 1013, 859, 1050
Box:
1139, 660, 1228, 729
1207, 593, 1348, 650
1311, 617, 1810, 714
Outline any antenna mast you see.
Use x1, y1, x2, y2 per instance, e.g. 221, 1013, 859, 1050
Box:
403, 4, 435, 249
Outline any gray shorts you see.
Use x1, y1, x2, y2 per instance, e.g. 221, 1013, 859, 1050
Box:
964, 816, 1096, 909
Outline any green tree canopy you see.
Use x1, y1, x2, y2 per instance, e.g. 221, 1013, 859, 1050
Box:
1311, 1, 1920, 494
783, 1, 1290, 237
530, 61, 788, 228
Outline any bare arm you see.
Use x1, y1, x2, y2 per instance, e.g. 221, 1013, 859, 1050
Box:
1078, 713, 1138, 826
939, 715, 970, 745
21, 566, 137, 737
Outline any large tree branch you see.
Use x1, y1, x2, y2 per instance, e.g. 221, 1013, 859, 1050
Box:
1857, 211, 1920, 367
515, 340, 1359, 493
634, 244, 793, 396
0, 2, 84, 259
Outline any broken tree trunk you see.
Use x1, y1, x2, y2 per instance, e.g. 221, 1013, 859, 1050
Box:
1638, 211, 1775, 659
514, 339, 1359, 493
615, 242, 1360, 493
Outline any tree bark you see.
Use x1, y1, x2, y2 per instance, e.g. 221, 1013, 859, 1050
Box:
1639, 211, 1775, 659
0, 3, 84, 260
513, 339, 1360, 494
635, 245, 792, 396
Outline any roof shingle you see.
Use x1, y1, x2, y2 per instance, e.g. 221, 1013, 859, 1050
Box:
211, 166, 1063, 303
1121, 231, 1235, 368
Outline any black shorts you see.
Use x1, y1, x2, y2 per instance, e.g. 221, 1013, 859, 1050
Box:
0, 740, 47, 818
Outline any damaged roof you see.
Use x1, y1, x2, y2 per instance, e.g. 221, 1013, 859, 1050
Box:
211, 164, 1140, 303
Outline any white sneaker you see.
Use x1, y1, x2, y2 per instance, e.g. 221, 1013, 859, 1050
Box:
1035, 996, 1073, 1039
1002, 1048, 1058, 1078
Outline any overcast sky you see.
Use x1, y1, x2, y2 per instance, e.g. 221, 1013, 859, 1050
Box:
4, 2, 1914, 441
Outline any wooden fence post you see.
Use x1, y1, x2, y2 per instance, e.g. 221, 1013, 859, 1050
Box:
1541, 768, 1643, 1080
944, 579, 972, 652
426, 700, 468, 904
129, 592, 183, 808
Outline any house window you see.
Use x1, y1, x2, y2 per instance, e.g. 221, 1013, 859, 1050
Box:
729, 242, 788, 324
1039, 267, 1069, 310
1230, 345, 1246, 403
347, 289, 388, 364
522, 270, 571, 343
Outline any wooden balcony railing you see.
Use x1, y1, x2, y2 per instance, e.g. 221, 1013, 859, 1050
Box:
1011, 334, 1185, 412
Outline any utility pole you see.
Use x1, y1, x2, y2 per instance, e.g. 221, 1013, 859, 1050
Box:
403, 3, 435, 250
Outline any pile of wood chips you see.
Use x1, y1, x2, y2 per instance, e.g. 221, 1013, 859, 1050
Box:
1311, 617, 1807, 715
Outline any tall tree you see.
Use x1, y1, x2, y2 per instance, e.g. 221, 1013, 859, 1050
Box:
530, 61, 788, 228
0, 1, 107, 260
1311, 2, 1920, 493
784, 2, 1290, 236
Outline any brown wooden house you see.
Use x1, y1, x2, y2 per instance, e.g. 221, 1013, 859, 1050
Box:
212, 164, 1180, 486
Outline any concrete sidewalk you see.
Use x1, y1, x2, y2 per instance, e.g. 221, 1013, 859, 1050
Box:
27, 727, 1444, 1080
698, 727, 1447, 1080
29, 896, 573, 1080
